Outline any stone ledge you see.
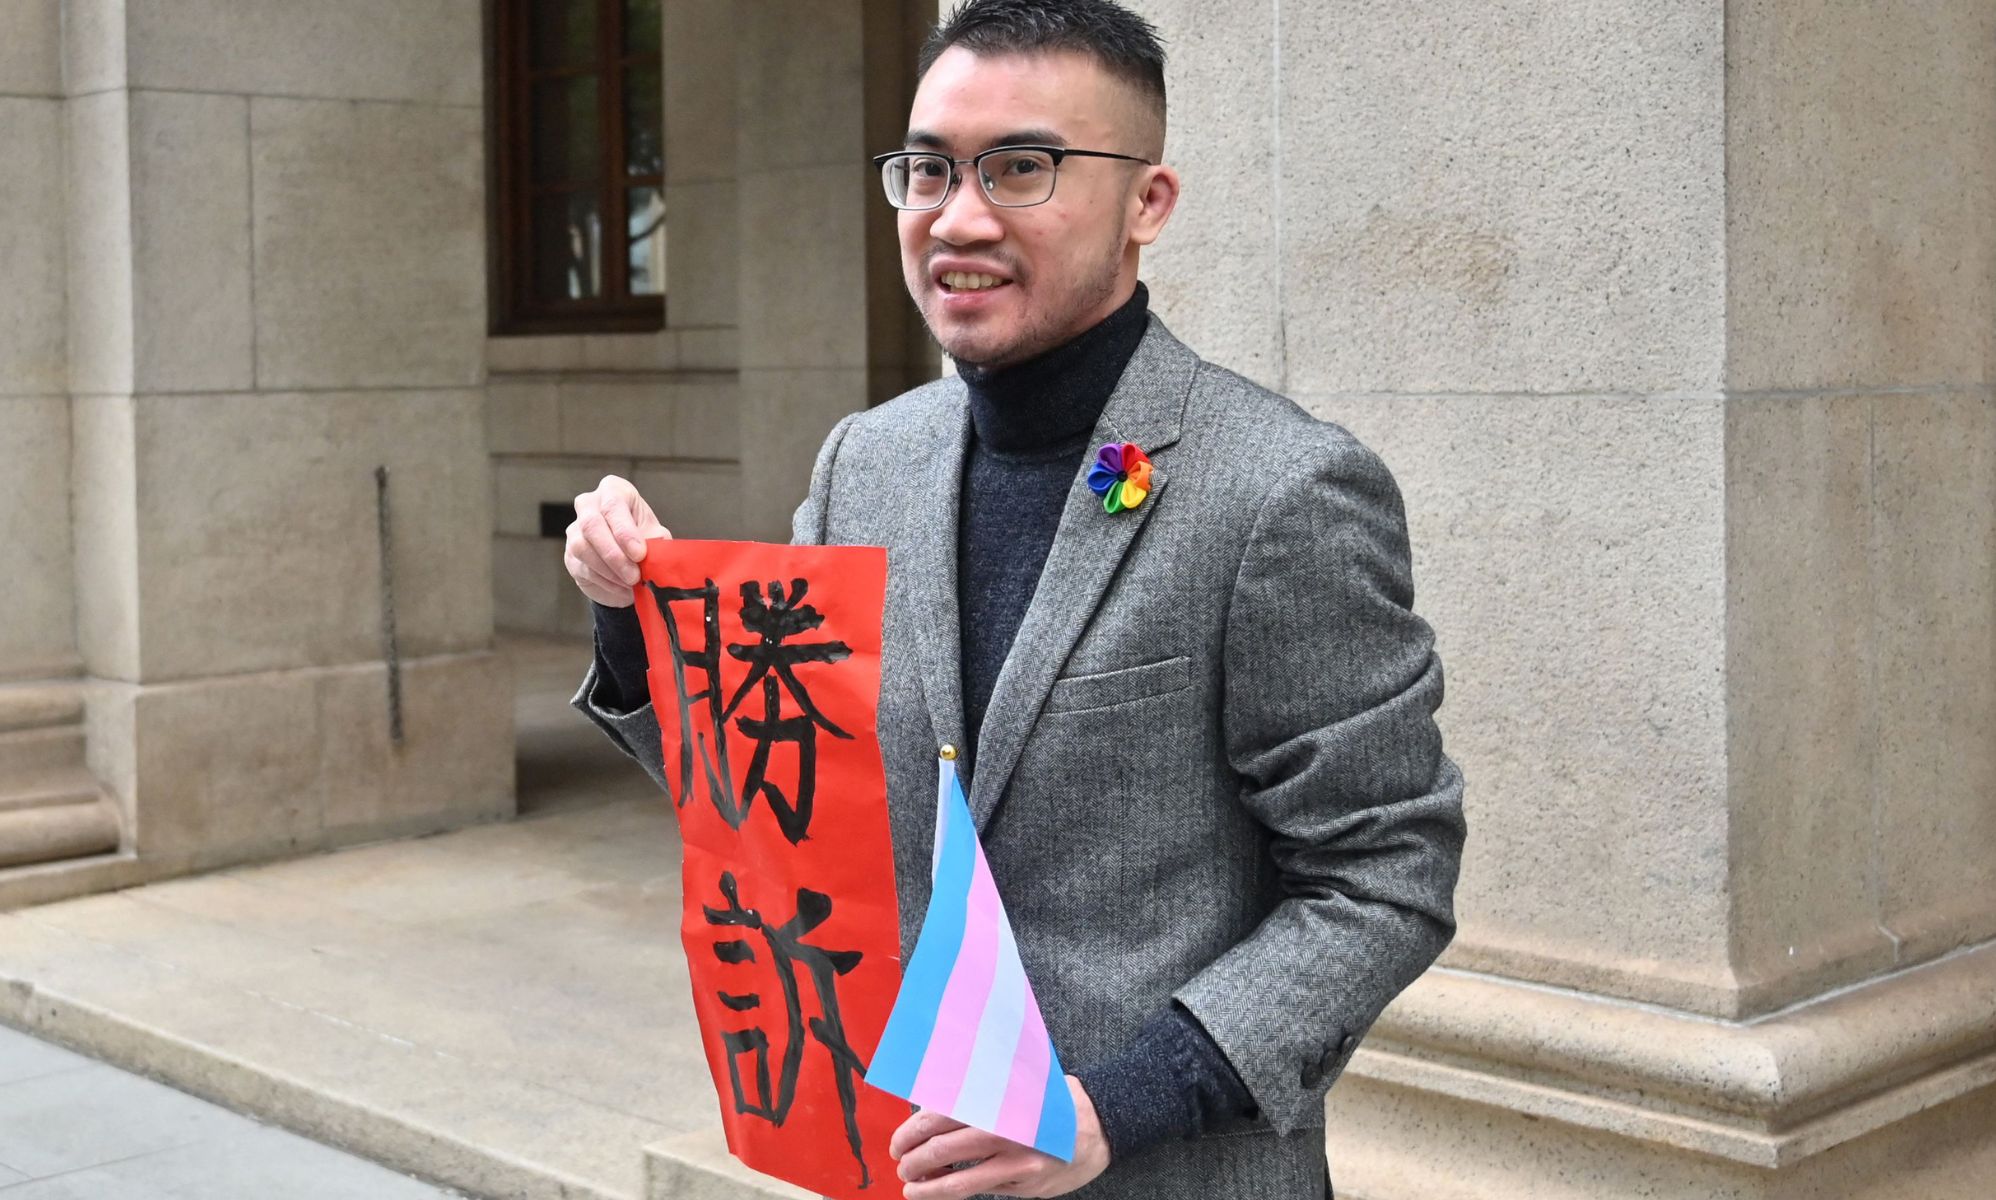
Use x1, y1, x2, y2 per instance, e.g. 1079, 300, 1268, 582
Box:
0, 851, 145, 913
0, 726, 84, 778
0, 980, 620, 1200
0, 681, 84, 733
0, 897, 657, 1200
1358, 940, 1996, 1168
0, 798, 120, 869
645, 1128, 816, 1200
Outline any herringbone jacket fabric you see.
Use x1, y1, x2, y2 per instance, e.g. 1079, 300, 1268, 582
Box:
574, 313, 1467, 1199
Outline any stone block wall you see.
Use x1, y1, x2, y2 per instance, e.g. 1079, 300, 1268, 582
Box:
0, 0, 75, 683
1719, 0, 1996, 1012
1122, 0, 1994, 1195
1, 0, 516, 889
489, 0, 745, 636
1136, 0, 1739, 1011
490, 0, 937, 630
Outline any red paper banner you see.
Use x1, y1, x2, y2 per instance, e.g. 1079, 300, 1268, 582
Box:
631, 539, 905, 1199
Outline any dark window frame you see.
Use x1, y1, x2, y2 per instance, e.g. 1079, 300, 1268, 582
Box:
490, 0, 666, 336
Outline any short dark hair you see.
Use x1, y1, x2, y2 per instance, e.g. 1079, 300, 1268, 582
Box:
918, 0, 1168, 123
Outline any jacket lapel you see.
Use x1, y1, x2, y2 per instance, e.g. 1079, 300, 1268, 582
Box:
896, 390, 971, 757
965, 315, 1199, 831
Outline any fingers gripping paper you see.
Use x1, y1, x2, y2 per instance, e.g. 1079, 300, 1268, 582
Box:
631, 540, 905, 1200
864, 758, 1078, 1162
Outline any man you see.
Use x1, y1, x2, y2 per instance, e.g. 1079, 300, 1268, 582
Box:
565, 2, 1465, 1197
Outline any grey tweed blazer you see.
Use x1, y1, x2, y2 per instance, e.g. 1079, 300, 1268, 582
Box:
574, 314, 1466, 1200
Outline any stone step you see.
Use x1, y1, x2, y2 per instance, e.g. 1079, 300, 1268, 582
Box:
0, 725, 85, 778
0, 681, 126, 889
0, 682, 84, 734
0, 760, 124, 876
0, 795, 120, 870
0, 872, 662, 1200
0, 766, 106, 815
646, 1131, 815, 1199
0, 849, 144, 912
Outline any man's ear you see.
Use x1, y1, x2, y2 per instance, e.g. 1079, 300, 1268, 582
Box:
1128, 164, 1181, 248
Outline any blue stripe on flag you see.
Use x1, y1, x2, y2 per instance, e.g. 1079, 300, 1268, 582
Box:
1032, 1053, 1077, 1160
864, 766, 979, 1095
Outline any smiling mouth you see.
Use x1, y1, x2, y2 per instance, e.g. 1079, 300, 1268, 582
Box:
938, 271, 1012, 292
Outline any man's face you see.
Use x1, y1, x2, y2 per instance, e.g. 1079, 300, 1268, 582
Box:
897, 47, 1155, 370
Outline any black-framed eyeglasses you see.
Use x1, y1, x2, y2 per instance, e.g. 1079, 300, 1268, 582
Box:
869, 144, 1153, 211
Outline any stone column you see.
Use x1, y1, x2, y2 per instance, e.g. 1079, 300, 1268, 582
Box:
0, 2, 121, 895
1720, 0, 1996, 1011
1127, 0, 1995, 1195
0, 0, 73, 685
733, 0, 937, 542
57, 0, 513, 885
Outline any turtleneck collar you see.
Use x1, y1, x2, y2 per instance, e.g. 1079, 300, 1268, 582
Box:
955, 281, 1150, 456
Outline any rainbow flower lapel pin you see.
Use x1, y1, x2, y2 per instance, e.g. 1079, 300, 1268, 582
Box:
1086, 442, 1154, 514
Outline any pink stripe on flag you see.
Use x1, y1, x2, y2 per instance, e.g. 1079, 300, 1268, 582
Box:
909, 849, 1002, 1108
993, 984, 1052, 1144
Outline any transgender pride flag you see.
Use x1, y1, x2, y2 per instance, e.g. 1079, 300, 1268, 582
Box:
863, 757, 1078, 1161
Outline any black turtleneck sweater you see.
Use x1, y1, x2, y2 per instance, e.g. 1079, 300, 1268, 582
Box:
589, 281, 1255, 1162
953, 284, 1148, 767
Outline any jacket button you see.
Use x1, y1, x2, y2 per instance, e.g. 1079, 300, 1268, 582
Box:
1302, 1033, 1358, 1090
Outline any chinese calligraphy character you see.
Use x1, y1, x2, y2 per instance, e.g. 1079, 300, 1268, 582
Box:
647, 578, 855, 844
645, 580, 738, 815
704, 871, 873, 1188
721, 578, 855, 844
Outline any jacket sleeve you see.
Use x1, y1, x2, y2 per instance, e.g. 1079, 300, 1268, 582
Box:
570, 617, 672, 793
1171, 427, 1467, 1134
569, 412, 860, 781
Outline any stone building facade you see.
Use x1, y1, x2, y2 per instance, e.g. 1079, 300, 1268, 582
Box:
1, 0, 516, 904
0, 1, 1990, 1197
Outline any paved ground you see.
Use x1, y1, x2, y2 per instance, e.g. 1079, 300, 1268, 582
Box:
0, 1021, 465, 1197
0, 635, 802, 1200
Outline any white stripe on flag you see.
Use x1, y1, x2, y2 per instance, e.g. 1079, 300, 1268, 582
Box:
932, 759, 957, 880
950, 892, 1029, 1130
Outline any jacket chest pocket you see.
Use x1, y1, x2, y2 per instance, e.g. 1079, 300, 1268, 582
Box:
1044, 654, 1192, 715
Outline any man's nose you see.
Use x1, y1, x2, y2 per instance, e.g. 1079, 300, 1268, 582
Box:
928, 169, 1005, 244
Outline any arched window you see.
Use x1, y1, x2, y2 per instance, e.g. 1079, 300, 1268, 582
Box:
492, 0, 665, 334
